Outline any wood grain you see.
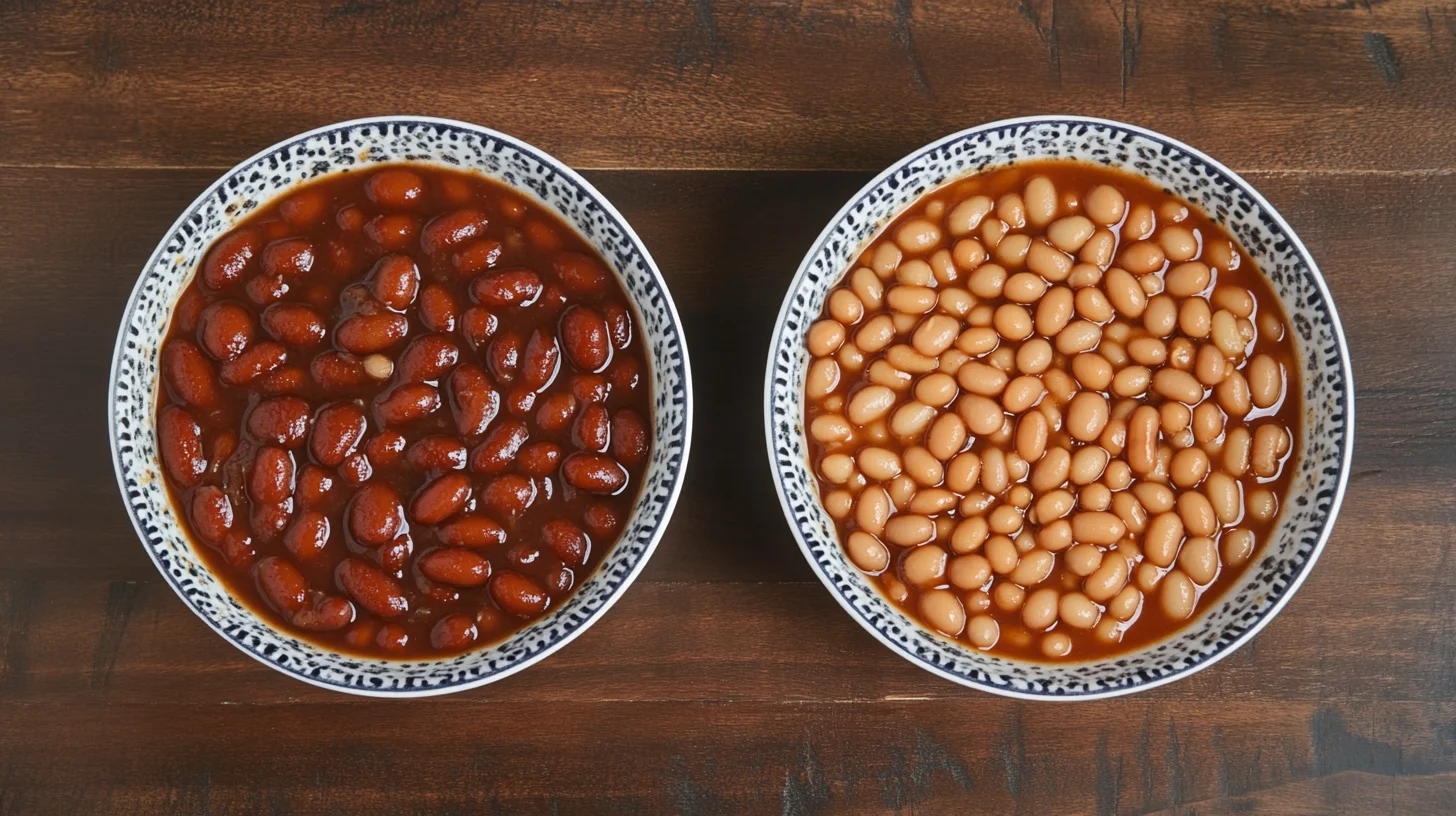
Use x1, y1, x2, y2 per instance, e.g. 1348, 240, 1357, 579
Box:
1, 0, 1454, 170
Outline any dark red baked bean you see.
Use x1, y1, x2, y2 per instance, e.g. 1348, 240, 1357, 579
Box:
261, 303, 327, 346
419, 548, 491, 587
163, 340, 220, 409
279, 188, 329, 229
490, 570, 549, 616
246, 396, 311, 448
536, 283, 568, 318
365, 430, 406, 466
583, 503, 621, 539
430, 613, 478, 650
261, 238, 316, 278
344, 620, 377, 648
608, 355, 641, 393
506, 543, 542, 569
373, 382, 441, 426
560, 306, 611, 372
397, 334, 460, 383
542, 518, 590, 566
419, 581, 460, 607
366, 167, 425, 209
411, 472, 472, 525
249, 446, 295, 504
158, 406, 207, 487
479, 474, 536, 522
437, 516, 508, 548
611, 409, 649, 466
335, 312, 408, 355
322, 238, 359, 277
310, 402, 367, 466
216, 530, 257, 569
518, 442, 562, 477
440, 175, 476, 206
197, 302, 255, 361
406, 436, 468, 472
188, 485, 233, 544
375, 533, 413, 573
254, 556, 308, 615
571, 373, 611, 404
461, 306, 497, 351
562, 452, 627, 494
219, 341, 287, 387
283, 511, 331, 561
338, 282, 389, 316
368, 254, 420, 311
448, 363, 499, 437
258, 219, 291, 241
291, 596, 354, 631
525, 221, 562, 251
207, 430, 237, 479
364, 213, 419, 251
504, 384, 537, 417
337, 451, 372, 486
376, 624, 409, 651
250, 499, 293, 543
487, 330, 523, 384
244, 275, 289, 307
453, 239, 502, 274
256, 366, 306, 395
552, 252, 609, 295
335, 558, 409, 618
521, 330, 561, 391
347, 483, 404, 546
472, 269, 542, 307
469, 419, 529, 474
573, 404, 610, 453
310, 351, 371, 390
336, 205, 366, 232
546, 567, 574, 594
421, 209, 489, 255
535, 392, 577, 431
294, 464, 335, 507
174, 289, 206, 333
202, 228, 260, 290
419, 284, 459, 333
605, 304, 633, 350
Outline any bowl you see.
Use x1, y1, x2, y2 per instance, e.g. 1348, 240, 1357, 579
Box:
764, 115, 1353, 700
110, 116, 693, 696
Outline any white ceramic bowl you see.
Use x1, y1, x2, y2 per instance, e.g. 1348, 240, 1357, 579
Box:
765, 116, 1353, 700
110, 117, 693, 697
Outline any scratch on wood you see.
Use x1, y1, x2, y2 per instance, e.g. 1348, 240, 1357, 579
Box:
1363, 32, 1404, 84
1211, 7, 1231, 71
90, 581, 140, 688
1095, 732, 1123, 816
674, 0, 731, 75
998, 709, 1027, 797
1017, 0, 1062, 85
1116, 0, 1143, 105
1136, 709, 1154, 809
890, 0, 934, 97
1310, 707, 1414, 777
1166, 716, 1188, 807
912, 730, 973, 793
780, 736, 831, 816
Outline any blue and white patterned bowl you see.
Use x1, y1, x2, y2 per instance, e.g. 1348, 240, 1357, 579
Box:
109, 117, 693, 697
764, 116, 1353, 700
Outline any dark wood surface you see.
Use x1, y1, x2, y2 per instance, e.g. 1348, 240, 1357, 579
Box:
3, 1, 1455, 813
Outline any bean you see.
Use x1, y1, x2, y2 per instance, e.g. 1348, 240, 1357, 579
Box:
1080, 482, 1112, 512
1220, 428, 1251, 477
846, 385, 896, 425
1252, 423, 1289, 477
1062, 543, 1102, 577
1013, 411, 1049, 463
962, 615, 997, 648
897, 259, 934, 286
1176, 536, 1218, 585
996, 233, 1031, 267
1177, 491, 1218, 537
1157, 225, 1197, 262
984, 534, 1019, 574
1059, 592, 1100, 629
1142, 511, 1184, 567
1023, 177, 1057, 225
846, 531, 890, 573
1081, 230, 1116, 271
1000, 376, 1044, 415
950, 516, 990, 554
909, 487, 956, 516
1085, 185, 1126, 225
902, 545, 948, 586
1069, 354, 1112, 394
805, 358, 841, 400
893, 218, 940, 253
1247, 354, 1284, 408
1072, 511, 1126, 545
1026, 241, 1072, 281
850, 268, 885, 311
1120, 241, 1166, 275
911, 372, 956, 407
1031, 518, 1069, 552
1016, 588, 1056, 630
488, 570, 549, 616
1216, 370, 1252, 417
1029, 447, 1071, 492
806, 319, 846, 357
561, 452, 628, 493
1222, 528, 1256, 567
920, 589, 966, 635
1108, 365, 1148, 398
993, 581, 1025, 612
1248, 488, 1278, 522
995, 193, 1027, 228
1084, 554, 1129, 603
993, 304, 1034, 341
1055, 320, 1102, 356
989, 504, 1024, 536
855, 447, 902, 481
1179, 297, 1212, 339
1031, 489, 1073, 523
1211, 285, 1254, 317
158, 406, 207, 487
1042, 215, 1094, 252
921, 413, 965, 460
884, 515, 934, 547
1034, 286, 1075, 336
1101, 268, 1144, 318
1068, 447, 1108, 486
957, 362, 1009, 397
900, 446, 943, 487
852, 315, 894, 354
1066, 392, 1109, 442
954, 394, 1002, 435
886, 345, 939, 374
887, 285, 937, 315
1163, 261, 1209, 297
1151, 369, 1203, 405
1169, 447, 1210, 488
1159, 570, 1196, 619
1009, 548, 1054, 586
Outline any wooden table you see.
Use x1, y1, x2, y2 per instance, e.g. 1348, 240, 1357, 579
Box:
3, 1, 1454, 813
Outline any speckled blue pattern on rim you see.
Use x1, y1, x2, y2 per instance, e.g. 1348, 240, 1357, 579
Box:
110, 116, 693, 697
764, 115, 1353, 700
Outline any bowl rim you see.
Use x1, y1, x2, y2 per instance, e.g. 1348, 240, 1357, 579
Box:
109, 115, 695, 697
762, 114, 1354, 701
